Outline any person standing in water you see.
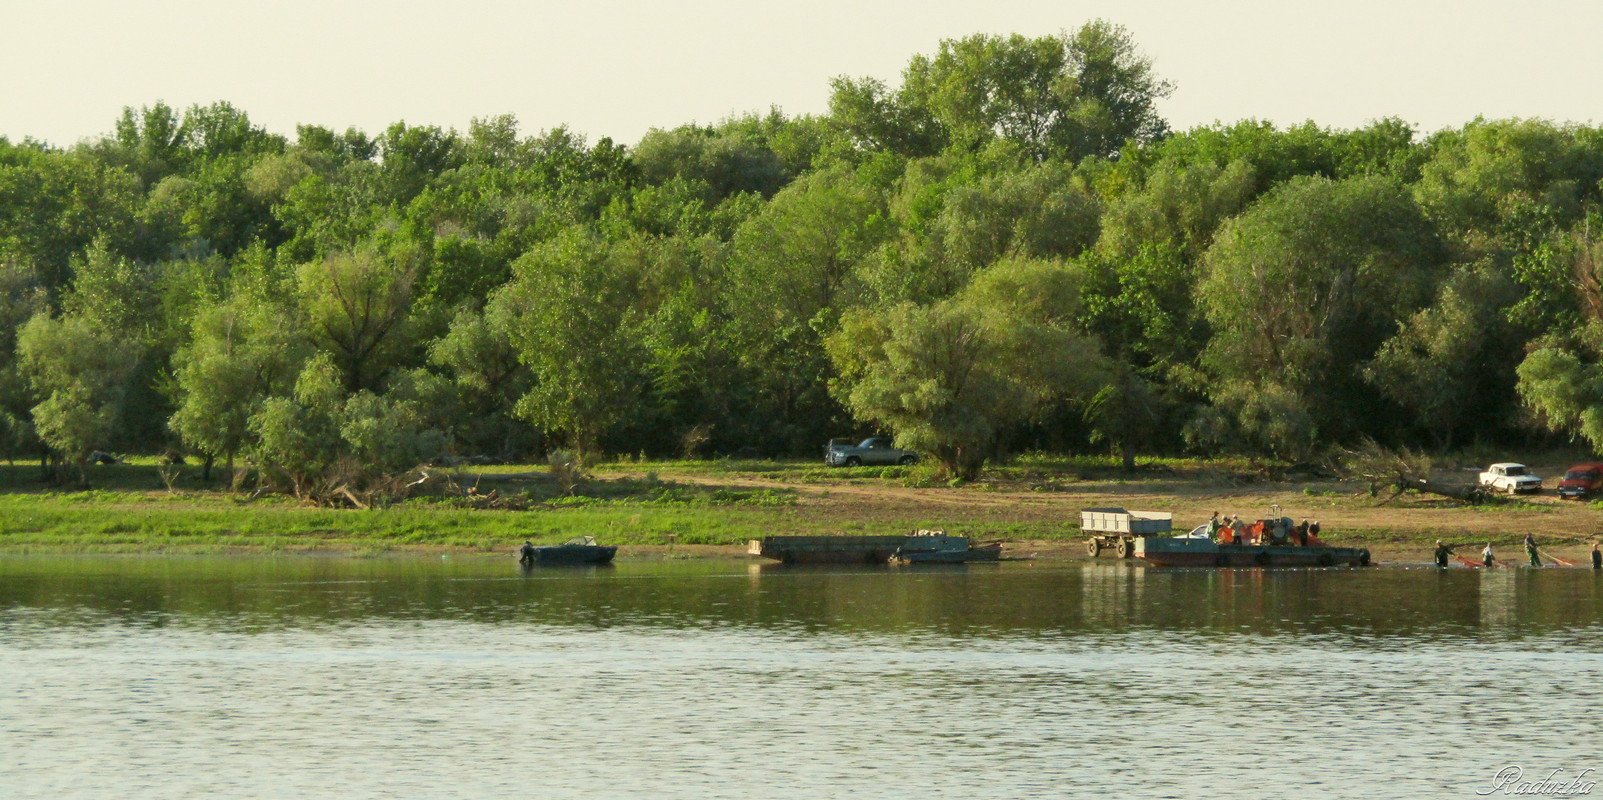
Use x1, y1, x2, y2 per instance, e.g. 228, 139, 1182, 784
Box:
1482, 542, 1495, 567
1524, 532, 1542, 567
1434, 540, 1456, 568
1592, 540, 1601, 570
519, 540, 537, 566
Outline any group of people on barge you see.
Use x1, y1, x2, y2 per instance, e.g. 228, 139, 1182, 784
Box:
1205, 512, 1322, 547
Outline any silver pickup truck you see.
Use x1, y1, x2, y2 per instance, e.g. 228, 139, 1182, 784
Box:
824, 437, 919, 467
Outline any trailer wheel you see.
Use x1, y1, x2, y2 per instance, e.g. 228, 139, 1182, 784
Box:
1086, 538, 1101, 558
1115, 537, 1132, 558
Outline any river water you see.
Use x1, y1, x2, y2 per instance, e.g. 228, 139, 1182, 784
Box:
2, 556, 1600, 799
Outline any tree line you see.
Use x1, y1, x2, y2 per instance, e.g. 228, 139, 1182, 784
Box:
4, 21, 1603, 487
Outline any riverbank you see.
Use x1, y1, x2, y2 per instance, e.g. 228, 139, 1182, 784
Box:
1, 455, 1600, 564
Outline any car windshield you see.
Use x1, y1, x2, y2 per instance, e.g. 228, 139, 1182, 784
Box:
1502, 466, 1527, 476
1565, 470, 1597, 480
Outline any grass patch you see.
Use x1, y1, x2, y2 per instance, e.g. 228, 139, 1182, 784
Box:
0, 452, 1591, 554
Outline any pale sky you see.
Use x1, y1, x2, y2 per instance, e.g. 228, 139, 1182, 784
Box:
3, 0, 1602, 148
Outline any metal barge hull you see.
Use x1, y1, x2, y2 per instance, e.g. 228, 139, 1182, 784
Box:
749, 535, 974, 565
1134, 537, 1370, 568
891, 542, 1003, 564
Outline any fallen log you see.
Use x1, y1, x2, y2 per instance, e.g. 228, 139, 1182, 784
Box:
1377, 477, 1488, 505
333, 485, 369, 510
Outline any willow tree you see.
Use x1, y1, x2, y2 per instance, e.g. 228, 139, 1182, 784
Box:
169, 292, 308, 480
16, 312, 139, 483
827, 258, 1105, 479
1515, 229, 1603, 447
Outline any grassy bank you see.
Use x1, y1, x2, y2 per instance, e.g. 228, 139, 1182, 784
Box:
1, 454, 1601, 560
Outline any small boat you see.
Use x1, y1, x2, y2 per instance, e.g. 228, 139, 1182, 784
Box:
890, 540, 1003, 565
521, 536, 617, 565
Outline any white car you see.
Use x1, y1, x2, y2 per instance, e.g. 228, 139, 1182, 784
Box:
1478, 463, 1542, 495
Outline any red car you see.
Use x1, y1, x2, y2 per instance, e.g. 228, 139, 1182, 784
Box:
1557, 463, 1603, 499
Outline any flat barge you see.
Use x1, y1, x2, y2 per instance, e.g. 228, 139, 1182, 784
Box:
749, 533, 977, 564
1134, 536, 1370, 567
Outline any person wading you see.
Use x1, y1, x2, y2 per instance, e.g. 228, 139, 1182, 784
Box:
1524, 532, 1542, 568
519, 540, 537, 566
1593, 540, 1601, 571
1482, 542, 1495, 568
1434, 540, 1456, 568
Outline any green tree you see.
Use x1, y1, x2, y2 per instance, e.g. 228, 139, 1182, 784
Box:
1081, 363, 1164, 471
1414, 119, 1602, 248
723, 168, 889, 450
0, 260, 47, 466
1513, 226, 1603, 448
827, 258, 1103, 478
1199, 175, 1442, 439
61, 238, 155, 334
376, 122, 463, 204
833, 22, 1172, 161
169, 293, 308, 479
249, 354, 345, 497
492, 228, 647, 456
935, 162, 1101, 273
633, 124, 787, 201
1515, 327, 1603, 449
0, 142, 144, 288
298, 247, 419, 392
102, 101, 189, 185
1364, 261, 1522, 446
1097, 159, 1257, 264
426, 303, 532, 457
336, 390, 447, 477
16, 312, 140, 482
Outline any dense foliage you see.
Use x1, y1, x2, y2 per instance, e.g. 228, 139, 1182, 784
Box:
5, 22, 1603, 485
